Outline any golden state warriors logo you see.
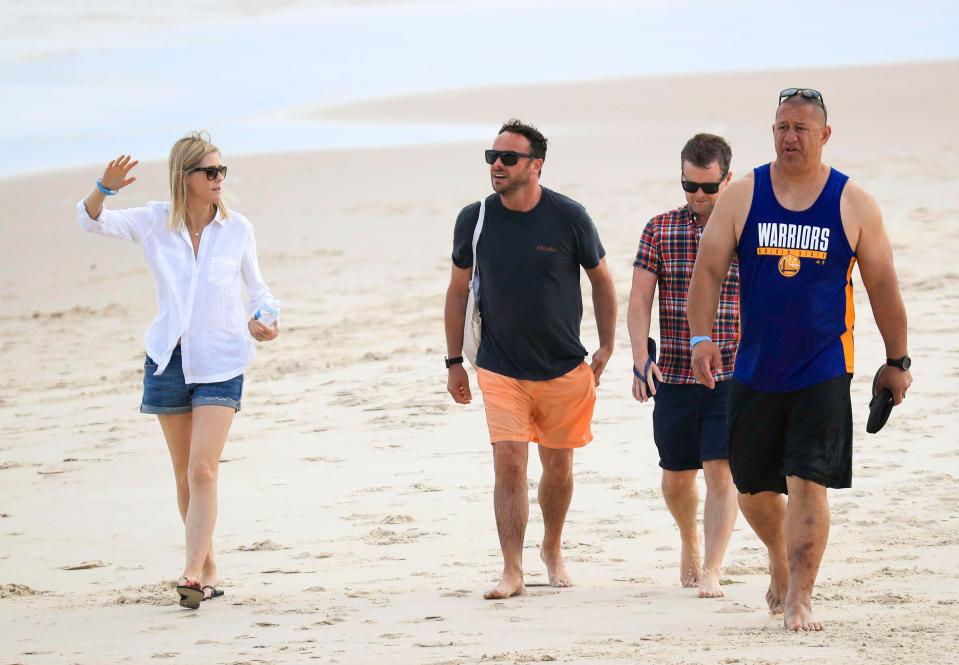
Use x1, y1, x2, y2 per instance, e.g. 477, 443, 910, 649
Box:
756, 222, 831, 278
778, 253, 801, 277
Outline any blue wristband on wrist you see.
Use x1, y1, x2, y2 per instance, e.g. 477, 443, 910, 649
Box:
96, 179, 117, 196
690, 335, 712, 350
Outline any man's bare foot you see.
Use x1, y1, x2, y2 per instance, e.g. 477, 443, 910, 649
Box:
698, 568, 724, 598
766, 585, 785, 614
784, 599, 823, 631
483, 572, 526, 600
540, 549, 573, 587
680, 538, 702, 588
766, 555, 789, 614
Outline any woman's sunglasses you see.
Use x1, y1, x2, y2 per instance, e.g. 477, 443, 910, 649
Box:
485, 150, 537, 166
681, 173, 727, 194
188, 165, 228, 180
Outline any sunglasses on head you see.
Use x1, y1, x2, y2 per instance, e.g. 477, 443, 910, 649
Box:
681, 172, 727, 194
485, 150, 537, 166
779, 88, 827, 122
188, 165, 228, 180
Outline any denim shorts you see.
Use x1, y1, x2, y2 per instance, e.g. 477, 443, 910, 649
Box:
140, 346, 243, 415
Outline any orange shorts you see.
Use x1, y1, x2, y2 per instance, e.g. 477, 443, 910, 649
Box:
476, 362, 596, 449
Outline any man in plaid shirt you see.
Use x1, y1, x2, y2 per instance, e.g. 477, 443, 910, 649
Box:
627, 133, 740, 598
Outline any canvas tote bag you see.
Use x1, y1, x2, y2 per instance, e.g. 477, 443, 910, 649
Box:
462, 199, 486, 366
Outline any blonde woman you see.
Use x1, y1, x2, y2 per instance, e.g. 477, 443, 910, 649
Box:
76, 132, 279, 609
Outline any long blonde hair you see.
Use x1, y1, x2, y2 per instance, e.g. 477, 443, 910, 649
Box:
167, 131, 230, 231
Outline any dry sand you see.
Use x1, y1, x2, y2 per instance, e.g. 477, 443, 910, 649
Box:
1, 61, 957, 664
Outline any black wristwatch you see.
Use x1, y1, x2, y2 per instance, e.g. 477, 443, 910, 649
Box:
886, 355, 911, 370
445, 356, 464, 369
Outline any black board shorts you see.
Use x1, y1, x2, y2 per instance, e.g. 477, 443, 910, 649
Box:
727, 373, 853, 494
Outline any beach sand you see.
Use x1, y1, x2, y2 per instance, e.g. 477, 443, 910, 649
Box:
1, 60, 957, 664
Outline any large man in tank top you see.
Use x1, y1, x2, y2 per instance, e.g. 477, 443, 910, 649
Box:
686, 89, 912, 631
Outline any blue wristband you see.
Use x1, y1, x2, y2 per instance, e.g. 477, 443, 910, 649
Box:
690, 335, 712, 350
96, 179, 117, 196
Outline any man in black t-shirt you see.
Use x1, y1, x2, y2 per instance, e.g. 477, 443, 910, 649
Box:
444, 119, 617, 600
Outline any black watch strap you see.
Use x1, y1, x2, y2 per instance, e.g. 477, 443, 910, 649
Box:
445, 356, 464, 369
886, 355, 911, 370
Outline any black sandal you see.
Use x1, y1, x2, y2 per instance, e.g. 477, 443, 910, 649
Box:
202, 585, 225, 601
176, 578, 204, 609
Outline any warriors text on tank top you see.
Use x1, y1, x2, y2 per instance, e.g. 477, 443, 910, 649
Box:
734, 163, 856, 392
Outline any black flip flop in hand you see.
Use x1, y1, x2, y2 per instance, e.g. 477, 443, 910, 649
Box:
633, 337, 662, 396
866, 365, 895, 434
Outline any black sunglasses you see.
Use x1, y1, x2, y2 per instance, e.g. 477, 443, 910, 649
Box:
188, 165, 228, 180
485, 150, 537, 166
681, 172, 727, 195
778, 88, 827, 122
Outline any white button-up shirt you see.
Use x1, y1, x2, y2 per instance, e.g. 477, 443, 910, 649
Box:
77, 200, 275, 384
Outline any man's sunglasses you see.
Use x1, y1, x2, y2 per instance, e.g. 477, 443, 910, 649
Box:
188, 165, 228, 180
681, 173, 727, 194
779, 88, 827, 122
485, 150, 537, 166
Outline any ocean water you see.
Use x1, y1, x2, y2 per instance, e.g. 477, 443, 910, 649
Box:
1, 0, 956, 177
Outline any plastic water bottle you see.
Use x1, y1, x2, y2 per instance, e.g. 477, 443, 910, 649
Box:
255, 297, 281, 326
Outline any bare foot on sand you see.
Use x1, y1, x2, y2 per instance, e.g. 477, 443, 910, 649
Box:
766, 556, 789, 614
483, 571, 526, 600
540, 549, 573, 588
784, 598, 823, 631
680, 538, 702, 588
698, 568, 724, 598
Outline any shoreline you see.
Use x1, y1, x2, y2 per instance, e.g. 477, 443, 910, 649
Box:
2, 59, 956, 183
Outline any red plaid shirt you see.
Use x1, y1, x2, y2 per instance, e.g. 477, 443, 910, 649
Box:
634, 204, 740, 384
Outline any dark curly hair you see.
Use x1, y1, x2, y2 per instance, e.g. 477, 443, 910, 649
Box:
498, 119, 548, 160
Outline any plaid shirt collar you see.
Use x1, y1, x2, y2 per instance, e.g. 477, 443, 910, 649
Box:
678, 204, 705, 229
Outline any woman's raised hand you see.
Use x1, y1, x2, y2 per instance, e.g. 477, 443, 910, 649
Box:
101, 155, 139, 191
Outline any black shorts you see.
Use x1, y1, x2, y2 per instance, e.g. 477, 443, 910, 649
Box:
727, 373, 852, 494
652, 380, 731, 471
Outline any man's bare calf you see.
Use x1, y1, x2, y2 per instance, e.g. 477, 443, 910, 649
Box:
538, 446, 574, 587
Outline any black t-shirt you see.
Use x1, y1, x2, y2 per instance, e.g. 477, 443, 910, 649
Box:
452, 187, 606, 381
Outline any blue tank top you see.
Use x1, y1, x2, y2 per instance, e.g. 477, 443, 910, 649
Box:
734, 163, 856, 392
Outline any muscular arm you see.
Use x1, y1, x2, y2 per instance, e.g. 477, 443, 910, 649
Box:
687, 178, 749, 387
843, 182, 912, 403
585, 257, 617, 384
444, 264, 473, 403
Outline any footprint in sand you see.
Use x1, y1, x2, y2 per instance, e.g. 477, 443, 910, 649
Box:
381, 514, 415, 524
366, 527, 430, 545
235, 539, 286, 551
114, 581, 178, 606
441, 589, 471, 598
62, 560, 107, 570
